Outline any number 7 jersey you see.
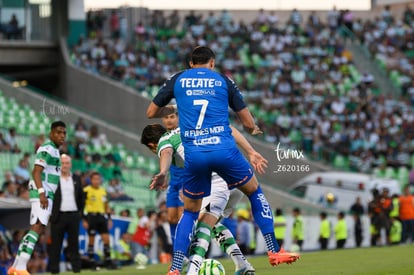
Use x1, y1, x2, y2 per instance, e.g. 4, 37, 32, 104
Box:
153, 68, 247, 153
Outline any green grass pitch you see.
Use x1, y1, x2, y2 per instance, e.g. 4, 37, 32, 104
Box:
58, 245, 414, 275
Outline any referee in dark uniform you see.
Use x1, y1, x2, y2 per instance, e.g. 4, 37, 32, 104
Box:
49, 154, 85, 274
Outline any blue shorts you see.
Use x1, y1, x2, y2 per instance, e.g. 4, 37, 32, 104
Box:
182, 147, 254, 199
166, 166, 184, 208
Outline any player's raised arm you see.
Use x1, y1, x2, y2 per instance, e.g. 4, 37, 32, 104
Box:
147, 102, 177, 119
150, 147, 173, 191
236, 108, 263, 135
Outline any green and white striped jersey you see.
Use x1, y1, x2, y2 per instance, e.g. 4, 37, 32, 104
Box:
29, 140, 61, 200
157, 127, 184, 168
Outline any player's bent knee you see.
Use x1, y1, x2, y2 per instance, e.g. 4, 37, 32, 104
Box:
238, 179, 259, 196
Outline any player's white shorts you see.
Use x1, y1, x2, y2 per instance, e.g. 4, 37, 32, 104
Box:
30, 198, 53, 225
200, 173, 244, 219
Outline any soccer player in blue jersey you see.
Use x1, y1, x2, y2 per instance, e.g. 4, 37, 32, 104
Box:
147, 46, 299, 275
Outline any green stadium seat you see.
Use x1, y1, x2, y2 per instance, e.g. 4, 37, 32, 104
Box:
72, 159, 88, 173
397, 166, 409, 189
333, 154, 349, 170
385, 166, 397, 179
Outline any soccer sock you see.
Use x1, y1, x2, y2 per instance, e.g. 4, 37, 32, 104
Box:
170, 223, 177, 245
87, 244, 94, 260
187, 222, 212, 274
170, 251, 186, 272
248, 186, 280, 253
213, 223, 247, 270
170, 209, 199, 271
103, 244, 111, 262
14, 230, 39, 270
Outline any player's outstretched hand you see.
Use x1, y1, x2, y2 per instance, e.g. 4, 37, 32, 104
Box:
149, 173, 168, 191
250, 125, 263, 135
249, 151, 268, 174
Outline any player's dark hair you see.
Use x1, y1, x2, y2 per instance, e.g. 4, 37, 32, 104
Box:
293, 207, 301, 214
320, 212, 327, 218
275, 208, 283, 216
51, 121, 66, 130
141, 124, 167, 146
90, 171, 101, 178
191, 46, 215, 65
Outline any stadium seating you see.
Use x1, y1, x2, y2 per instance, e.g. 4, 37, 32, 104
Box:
0, 89, 159, 212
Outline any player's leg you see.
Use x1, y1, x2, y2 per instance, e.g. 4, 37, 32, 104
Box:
169, 197, 202, 274
187, 178, 254, 275
9, 199, 50, 275
186, 174, 229, 273
168, 154, 211, 274
86, 215, 96, 261
99, 216, 116, 268
216, 148, 299, 266
166, 182, 184, 245
213, 223, 255, 275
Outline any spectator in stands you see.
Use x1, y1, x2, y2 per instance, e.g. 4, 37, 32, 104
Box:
13, 159, 30, 184
155, 210, 173, 257
2, 180, 17, 198
74, 118, 88, 141
2, 171, 15, 189
289, 9, 302, 28
17, 184, 29, 200
342, 9, 354, 32
89, 125, 107, 148
109, 10, 120, 39
34, 134, 45, 153
381, 5, 393, 24
184, 10, 199, 29
4, 128, 20, 153
0, 133, 9, 151
106, 178, 133, 201
113, 232, 133, 266
5, 14, 20, 40
7, 230, 22, 259
327, 6, 340, 31
0, 233, 11, 275
119, 209, 131, 217
403, 4, 414, 25
0, 232, 12, 265
167, 10, 180, 30
131, 208, 151, 258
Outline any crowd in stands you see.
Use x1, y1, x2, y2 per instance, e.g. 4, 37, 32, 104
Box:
356, 5, 414, 101
0, 119, 137, 202
72, 7, 414, 180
